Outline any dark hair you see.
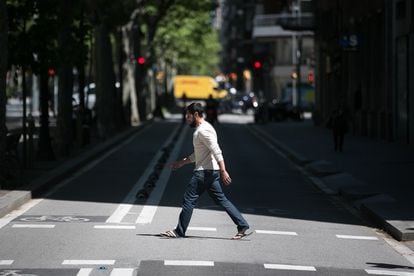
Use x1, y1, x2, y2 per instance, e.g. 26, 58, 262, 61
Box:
186, 102, 204, 117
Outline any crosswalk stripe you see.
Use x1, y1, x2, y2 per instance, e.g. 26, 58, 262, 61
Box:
63, 260, 116, 265
264, 264, 317, 271
188, 227, 217, 231
110, 268, 135, 276
94, 225, 136, 230
365, 269, 414, 275
336, 235, 378, 240
0, 260, 14, 265
12, 224, 55, 228
164, 260, 214, 266
77, 268, 93, 276
256, 230, 297, 236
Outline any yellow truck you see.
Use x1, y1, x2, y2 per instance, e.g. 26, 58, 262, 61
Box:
173, 75, 228, 100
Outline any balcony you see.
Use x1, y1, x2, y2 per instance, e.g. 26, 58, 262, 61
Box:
253, 13, 315, 39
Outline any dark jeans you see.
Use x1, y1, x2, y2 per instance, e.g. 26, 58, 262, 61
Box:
175, 170, 249, 237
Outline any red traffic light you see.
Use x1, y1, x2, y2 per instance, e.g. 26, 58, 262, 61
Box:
253, 61, 262, 69
308, 72, 314, 83
48, 69, 55, 76
137, 57, 146, 65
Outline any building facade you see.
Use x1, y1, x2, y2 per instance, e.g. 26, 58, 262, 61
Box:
315, 0, 414, 144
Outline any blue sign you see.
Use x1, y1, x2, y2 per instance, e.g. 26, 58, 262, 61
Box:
339, 34, 360, 50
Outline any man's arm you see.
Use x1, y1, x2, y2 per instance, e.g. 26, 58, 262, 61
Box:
218, 160, 232, 185
170, 153, 194, 170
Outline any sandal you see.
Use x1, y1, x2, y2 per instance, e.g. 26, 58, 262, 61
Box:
231, 229, 252, 240
160, 230, 180, 238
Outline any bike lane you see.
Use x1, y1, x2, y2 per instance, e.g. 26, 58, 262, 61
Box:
0, 121, 180, 269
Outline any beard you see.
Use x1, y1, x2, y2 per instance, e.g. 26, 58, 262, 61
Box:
189, 120, 197, 128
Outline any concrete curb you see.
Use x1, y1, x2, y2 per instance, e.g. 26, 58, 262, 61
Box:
360, 202, 414, 241
0, 122, 151, 219
249, 124, 414, 241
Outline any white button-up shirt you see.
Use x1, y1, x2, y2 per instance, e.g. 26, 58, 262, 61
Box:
188, 121, 223, 171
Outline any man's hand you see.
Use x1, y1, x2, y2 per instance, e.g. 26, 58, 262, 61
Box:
220, 170, 232, 185
170, 160, 184, 170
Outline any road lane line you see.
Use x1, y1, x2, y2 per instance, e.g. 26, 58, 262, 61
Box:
0, 260, 14, 265
94, 225, 136, 230
164, 260, 214, 266
63, 260, 116, 265
136, 127, 188, 224
256, 230, 297, 236
107, 125, 181, 224
188, 227, 217, 232
77, 268, 93, 276
336, 234, 378, 240
110, 268, 135, 276
12, 224, 55, 228
264, 264, 316, 271
365, 269, 414, 276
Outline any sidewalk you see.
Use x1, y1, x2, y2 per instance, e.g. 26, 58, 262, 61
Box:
253, 120, 414, 243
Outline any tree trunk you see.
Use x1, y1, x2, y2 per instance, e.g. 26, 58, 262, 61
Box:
114, 28, 124, 129
122, 24, 139, 126
0, 0, 8, 184
57, 1, 74, 156
134, 28, 147, 122
37, 71, 55, 160
94, 23, 117, 139
57, 64, 73, 156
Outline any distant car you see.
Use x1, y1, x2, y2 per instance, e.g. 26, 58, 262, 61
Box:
231, 92, 258, 113
254, 100, 304, 123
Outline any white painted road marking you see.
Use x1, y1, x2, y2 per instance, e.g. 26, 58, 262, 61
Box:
187, 227, 217, 232
94, 225, 136, 230
63, 260, 116, 265
164, 260, 214, 266
0, 199, 42, 229
0, 260, 14, 265
365, 269, 414, 276
12, 224, 55, 228
136, 127, 188, 224
256, 230, 297, 236
77, 268, 93, 276
136, 205, 158, 224
110, 268, 135, 276
107, 125, 181, 224
336, 235, 378, 240
264, 264, 317, 271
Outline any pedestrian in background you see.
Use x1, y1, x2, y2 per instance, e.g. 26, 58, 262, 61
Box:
327, 106, 349, 152
161, 102, 250, 240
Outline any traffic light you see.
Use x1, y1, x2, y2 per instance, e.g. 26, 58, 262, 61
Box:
137, 56, 146, 65
253, 61, 262, 69
48, 69, 55, 76
308, 72, 314, 84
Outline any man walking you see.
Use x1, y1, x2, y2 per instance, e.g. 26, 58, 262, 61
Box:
161, 103, 250, 240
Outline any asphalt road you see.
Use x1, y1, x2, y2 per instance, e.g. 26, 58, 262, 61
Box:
0, 115, 413, 276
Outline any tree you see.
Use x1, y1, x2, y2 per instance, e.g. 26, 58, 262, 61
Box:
154, 0, 221, 75
0, 0, 8, 184
86, 0, 132, 138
